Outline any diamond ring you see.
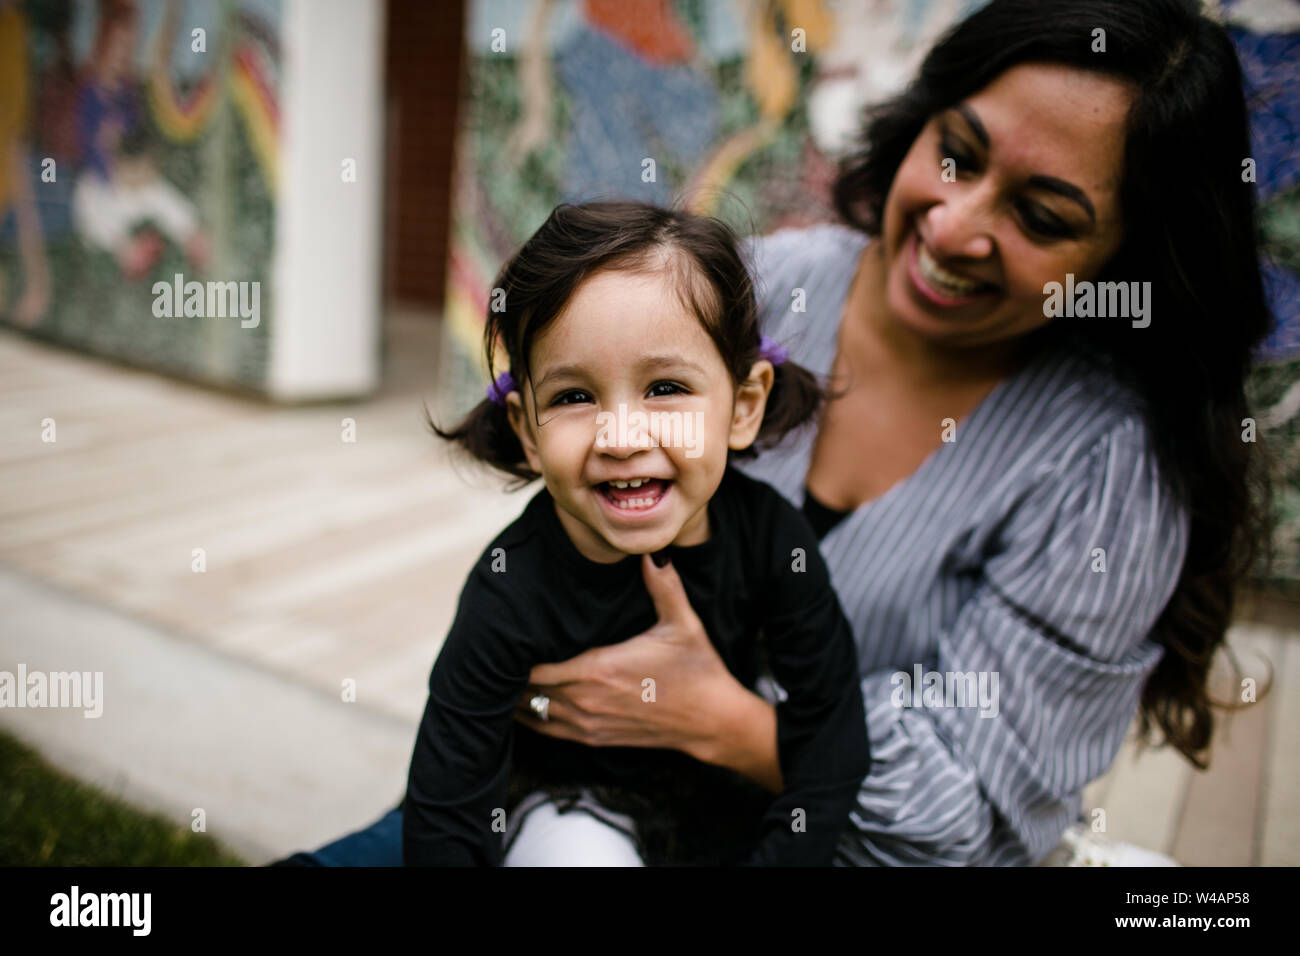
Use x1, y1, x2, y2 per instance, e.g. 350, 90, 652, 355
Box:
529, 694, 551, 722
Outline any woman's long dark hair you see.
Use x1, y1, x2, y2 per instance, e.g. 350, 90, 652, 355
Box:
833, 0, 1274, 768
430, 200, 825, 486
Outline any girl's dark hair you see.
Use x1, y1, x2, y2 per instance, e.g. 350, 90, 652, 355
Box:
833, 0, 1273, 768
430, 200, 825, 486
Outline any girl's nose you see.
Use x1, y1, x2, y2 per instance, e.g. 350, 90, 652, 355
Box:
593, 401, 658, 455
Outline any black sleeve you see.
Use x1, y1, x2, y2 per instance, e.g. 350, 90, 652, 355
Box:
742, 505, 870, 866
402, 568, 535, 866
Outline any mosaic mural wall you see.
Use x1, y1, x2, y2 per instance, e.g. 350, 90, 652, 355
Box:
1230, 0, 1300, 588
444, 0, 1300, 585
440, 0, 988, 407
0, 0, 280, 390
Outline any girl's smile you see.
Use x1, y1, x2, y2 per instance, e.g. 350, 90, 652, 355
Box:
595, 477, 673, 517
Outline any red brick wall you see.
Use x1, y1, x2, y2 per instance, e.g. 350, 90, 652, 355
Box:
383, 0, 465, 308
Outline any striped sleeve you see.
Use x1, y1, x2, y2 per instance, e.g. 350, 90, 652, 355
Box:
835, 415, 1190, 866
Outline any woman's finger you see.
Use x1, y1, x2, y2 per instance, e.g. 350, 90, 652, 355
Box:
513, 694, 585, 741
528, 649, 602, 688
525, 557, 704, 688
515, 685, 578, 723
640, 552, 706, 638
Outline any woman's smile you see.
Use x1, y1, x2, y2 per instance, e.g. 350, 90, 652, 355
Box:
905, 231, 1001, 311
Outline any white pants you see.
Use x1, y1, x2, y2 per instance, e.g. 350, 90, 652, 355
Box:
502, 792, 645, 867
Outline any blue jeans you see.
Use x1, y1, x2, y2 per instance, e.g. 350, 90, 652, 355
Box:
282, 804, 404, 866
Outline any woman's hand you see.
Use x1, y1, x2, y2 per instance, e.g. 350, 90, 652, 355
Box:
514, 553, 783, 790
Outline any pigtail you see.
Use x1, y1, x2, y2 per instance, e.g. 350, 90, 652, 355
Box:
424, 250, 544, 488
754, 359, 829, 450
424, 397, 538, 488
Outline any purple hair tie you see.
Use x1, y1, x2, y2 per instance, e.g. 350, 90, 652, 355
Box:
486, 370, 516, 406
758, 335, 788, 367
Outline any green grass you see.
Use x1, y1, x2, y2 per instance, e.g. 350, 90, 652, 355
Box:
0, 730, 246, 866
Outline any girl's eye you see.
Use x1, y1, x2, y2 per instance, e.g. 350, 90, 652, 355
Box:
648, 381, 687, 398
1016, 200, 1075, 239
549, 390, 593, 407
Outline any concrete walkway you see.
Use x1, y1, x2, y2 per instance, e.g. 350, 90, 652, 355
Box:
0, 311, 522, 863
1, 563, 412, 864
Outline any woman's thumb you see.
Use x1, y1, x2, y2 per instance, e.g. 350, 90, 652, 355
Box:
641, 550, 695, 629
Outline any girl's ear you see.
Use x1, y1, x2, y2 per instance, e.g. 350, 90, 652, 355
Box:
505, 389, 543, 474
728, 359, 775, 452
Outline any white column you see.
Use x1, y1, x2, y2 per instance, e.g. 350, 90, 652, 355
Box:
270, 0, 386, 400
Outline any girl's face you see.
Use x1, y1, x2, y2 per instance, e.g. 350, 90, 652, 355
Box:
879, 62, 1132, 349
506, 267, 773, 564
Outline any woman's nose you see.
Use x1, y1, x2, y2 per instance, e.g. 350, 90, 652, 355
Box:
924, 191, 995, 260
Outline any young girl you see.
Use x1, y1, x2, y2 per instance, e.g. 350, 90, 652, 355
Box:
405, 200, 870, 866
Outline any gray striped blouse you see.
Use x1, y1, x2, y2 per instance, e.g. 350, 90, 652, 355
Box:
733, 224, 1191, 866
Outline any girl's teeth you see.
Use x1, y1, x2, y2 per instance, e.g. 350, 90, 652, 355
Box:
613, 497, 654, 509
602, 479, 667, 509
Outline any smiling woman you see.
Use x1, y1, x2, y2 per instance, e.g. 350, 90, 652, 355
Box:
830, 0, 1273, 775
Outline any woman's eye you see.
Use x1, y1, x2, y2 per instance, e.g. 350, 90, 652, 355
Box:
939, 136, 977, 172
1016, 201, 1075, 239
549, 390, 592, 407
936, 126, 1075, 240
648, 381, 686, 398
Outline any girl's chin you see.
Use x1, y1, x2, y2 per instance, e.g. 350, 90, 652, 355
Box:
597, 520, 696, 558
599, 534, 678, 561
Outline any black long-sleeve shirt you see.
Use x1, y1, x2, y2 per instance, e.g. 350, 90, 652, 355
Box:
403, 464, 870, 866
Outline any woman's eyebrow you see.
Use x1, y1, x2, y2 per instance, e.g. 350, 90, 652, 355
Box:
953, 103, 1097, 224
1026, 175, 1097, 224
953, 103, 990, 150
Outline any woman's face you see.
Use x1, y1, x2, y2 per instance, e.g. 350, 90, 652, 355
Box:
880, 62, 1134, 349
